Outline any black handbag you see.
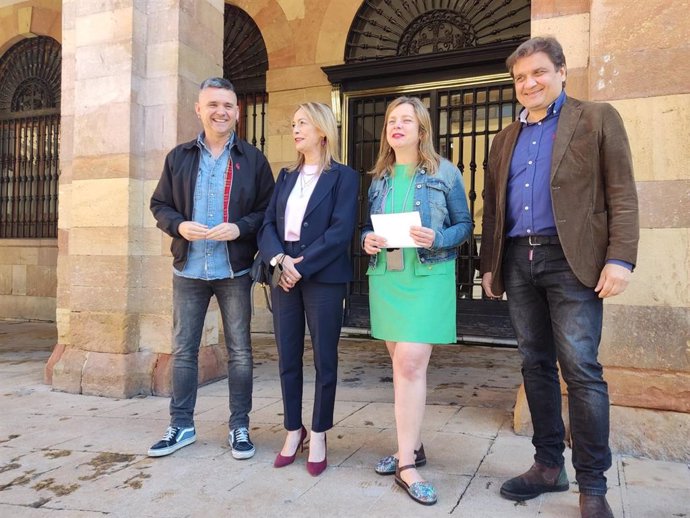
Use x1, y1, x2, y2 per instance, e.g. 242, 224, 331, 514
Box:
249, 254, 283, 313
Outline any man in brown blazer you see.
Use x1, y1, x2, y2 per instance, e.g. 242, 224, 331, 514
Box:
480, 37, 639, 518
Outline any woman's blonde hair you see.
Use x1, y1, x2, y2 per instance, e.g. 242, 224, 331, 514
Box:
288, 102, 340, 173
370, 96, 441, 178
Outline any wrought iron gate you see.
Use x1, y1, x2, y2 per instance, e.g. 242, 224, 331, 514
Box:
0, 36, 61, 239
343, 78, 520, 342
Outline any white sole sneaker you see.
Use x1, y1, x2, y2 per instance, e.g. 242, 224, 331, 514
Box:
148, 434, 196, 457
231, 447, 256, 460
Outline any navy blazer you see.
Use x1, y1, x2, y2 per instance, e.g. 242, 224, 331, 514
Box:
257, 161, 359, 283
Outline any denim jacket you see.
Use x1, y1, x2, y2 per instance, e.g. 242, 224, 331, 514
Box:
361, 158, 473, 268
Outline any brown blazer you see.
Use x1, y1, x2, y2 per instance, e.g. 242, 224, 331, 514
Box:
480, 96, 639, 294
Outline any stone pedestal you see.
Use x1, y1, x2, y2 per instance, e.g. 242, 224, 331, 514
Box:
47, 0, 227, 397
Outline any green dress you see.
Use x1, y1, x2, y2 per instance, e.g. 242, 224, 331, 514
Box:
368, 164, 457, 344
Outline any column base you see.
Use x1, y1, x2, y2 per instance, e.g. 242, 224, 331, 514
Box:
45, 343, 228, 398
513, 384, 690, 462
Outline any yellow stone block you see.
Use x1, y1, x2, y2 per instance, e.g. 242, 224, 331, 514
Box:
73, 101, 131, 153
531, 14, 590, 70
612, 228, 689, 308
0, 265, 11, 295
0, 294, 55, 321
58, 183, 71, 230
146, 41, 180, 78
74, 41, 133, 81
17, 6, 34, 37
11, 265, 26, 295
143, 104, 179, 153
70, 227, 130, 256
277, 0, 305, 21
267, 65, 330, 93
71, 178, 131, 228
610, 95, 690, 182
56, 307, 71, 344
178, 42, 221, 86
74, 8, 134, 47
70, 310, 139, 354
315, 1, 360, 63
76, 74, 132, 112
142, 180, 161, 227
26, 266, 57, 297
139, 312, 173, 354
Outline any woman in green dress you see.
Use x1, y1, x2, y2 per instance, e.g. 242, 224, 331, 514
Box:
361, 96, 472, 505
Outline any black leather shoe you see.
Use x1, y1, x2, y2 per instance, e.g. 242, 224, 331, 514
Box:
580, 494, 614, 518
500, 462, 569, 501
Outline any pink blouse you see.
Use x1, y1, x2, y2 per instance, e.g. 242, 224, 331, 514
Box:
284, 164, 321, 241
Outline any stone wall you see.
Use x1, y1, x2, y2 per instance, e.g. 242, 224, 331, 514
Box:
0, 239, 57, 321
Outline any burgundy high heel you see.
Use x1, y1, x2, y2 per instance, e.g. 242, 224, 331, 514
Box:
274, 426, 307, 468
306, 434, 327, 476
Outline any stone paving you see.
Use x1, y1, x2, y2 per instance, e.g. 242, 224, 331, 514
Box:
0, 321, 688, 517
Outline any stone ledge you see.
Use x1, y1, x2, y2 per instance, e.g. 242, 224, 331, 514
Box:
148, 344, 229, 397
513, 385, 690, 462
47, 343, 229, 398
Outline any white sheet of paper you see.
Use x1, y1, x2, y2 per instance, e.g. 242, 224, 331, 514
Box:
371, 211, 422, 248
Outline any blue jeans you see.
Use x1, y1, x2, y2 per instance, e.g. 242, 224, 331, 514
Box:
503, 241, 610, 496
170, 274, 253, 430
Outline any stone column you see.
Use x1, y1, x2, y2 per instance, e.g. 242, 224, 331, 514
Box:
47, 0, 227, 397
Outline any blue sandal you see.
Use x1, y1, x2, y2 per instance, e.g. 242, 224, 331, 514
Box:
375, 444, 426, 475
395, 462, 437, 505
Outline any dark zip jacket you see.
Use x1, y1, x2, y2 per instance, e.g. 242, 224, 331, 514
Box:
150, 136, 275, 273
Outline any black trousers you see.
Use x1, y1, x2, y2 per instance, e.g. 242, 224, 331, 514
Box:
272, 271, 346, 433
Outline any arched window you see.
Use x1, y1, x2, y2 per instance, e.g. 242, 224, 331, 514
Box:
0, 36, 61, 238
345, 0, 530, 63
224, 4, 269, 152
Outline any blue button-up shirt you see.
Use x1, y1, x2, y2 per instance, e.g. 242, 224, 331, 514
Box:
174, 132, 235, 280
506, 91, 565, 238
505, 91, 632, 271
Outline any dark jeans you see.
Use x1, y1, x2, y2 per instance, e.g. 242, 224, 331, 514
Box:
272, 271, 346, 433
503, 241, 610, 496
170, 274, 253, 430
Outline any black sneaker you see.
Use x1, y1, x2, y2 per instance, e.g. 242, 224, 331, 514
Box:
148, 426, 196, 457
228, 427, 255, 459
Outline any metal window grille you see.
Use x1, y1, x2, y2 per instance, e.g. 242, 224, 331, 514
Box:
0, 36, 61, 239
224, 4, 268, 154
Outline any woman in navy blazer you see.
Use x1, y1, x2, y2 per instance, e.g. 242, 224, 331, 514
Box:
257, 102, 358, 476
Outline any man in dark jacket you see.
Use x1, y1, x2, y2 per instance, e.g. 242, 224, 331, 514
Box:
149, 77, 274, 459
481, 38, 638, 518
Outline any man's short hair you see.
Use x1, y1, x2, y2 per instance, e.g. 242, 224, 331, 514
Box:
506, 36, 567, 76
199, 77, 236, 92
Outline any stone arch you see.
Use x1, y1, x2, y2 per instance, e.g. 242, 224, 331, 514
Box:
224, 4, 268, 92
225, 0, 296, 68
0, 36, 61, 114
344, 0, 530, 63
0, 4, 62, 56
315, 1, 362, 64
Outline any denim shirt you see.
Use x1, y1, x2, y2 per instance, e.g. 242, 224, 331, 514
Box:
175, 133, 235, 280
362, 158, 472, 268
